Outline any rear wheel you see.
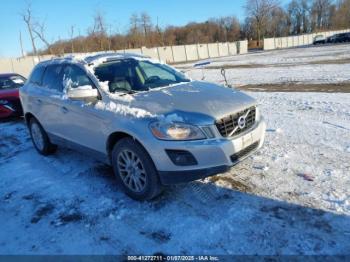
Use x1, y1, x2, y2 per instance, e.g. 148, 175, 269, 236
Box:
29, 118, 57, 155
111, 138, 162, 200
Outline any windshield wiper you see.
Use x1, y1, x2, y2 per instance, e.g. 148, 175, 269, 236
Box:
119, 90, 138, 96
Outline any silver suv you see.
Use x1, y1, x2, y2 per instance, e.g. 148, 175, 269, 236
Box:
20, 53, 266, 200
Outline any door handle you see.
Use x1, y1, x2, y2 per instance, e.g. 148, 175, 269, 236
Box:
61, 106, 68, 114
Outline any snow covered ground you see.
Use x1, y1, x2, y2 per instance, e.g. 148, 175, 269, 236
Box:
1, 44, 350, 255
1, 91, 349, 255
180, 44, 350, 87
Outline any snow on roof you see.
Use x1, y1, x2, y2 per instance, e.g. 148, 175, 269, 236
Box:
37, 52, 150, 67
84, 52, 149, 65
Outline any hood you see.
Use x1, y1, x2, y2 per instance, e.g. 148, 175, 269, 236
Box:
0, 88, 19, 99
112, 81, 256, 124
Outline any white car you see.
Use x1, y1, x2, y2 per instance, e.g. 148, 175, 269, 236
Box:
20, 53, 266, 200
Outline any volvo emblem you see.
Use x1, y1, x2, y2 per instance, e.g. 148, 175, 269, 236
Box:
237, 115, 246, 129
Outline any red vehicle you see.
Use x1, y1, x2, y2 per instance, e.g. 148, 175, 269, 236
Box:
0, 73, 26, 118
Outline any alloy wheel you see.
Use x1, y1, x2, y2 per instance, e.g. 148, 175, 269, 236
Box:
117, 149, 147, 192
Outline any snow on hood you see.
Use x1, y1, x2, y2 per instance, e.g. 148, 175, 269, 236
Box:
114, 81, 257, 123
95, 100, 156, 119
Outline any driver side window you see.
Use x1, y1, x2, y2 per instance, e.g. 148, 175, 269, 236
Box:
62, 65, 94, 91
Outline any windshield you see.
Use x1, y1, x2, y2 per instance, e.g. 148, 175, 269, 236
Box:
0, 75, 26, 90
94, 59, 190, 93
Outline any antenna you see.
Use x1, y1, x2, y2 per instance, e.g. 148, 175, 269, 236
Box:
221, 68, 231, 87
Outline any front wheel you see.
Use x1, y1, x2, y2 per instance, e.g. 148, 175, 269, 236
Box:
29, 118, 57, 155
111, 138, 162, 201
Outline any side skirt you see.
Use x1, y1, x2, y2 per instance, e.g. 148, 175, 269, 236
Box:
48, 133, 110, 164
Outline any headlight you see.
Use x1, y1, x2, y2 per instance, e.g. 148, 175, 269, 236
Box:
150, 121, 206, 140
0, 100, 8, 105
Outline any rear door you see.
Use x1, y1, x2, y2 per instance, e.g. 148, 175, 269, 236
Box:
36, 64, 67, 136
21, 65, 46, 120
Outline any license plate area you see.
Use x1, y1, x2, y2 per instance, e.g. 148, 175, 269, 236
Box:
241, 132, 254, 149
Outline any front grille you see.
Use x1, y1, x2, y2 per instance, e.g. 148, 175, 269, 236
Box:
230, 141, 259, 163
215, 106, 256, 137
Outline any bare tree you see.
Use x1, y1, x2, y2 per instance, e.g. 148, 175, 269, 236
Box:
140, 12, 152, 45
287, 0, 312, 34
218, 16, 241, 41
332, 0, 350, 28
69, 25, 75, 53
244, 0, 280, 45
311, 0, 333, 30
269, 6, 289, 37
128, 13, 141, 48
155, 17, 164, 46
288, 0, 303, 34
21, 4, 38, 57
90, 11, 107, 50
32, 21, 53, 54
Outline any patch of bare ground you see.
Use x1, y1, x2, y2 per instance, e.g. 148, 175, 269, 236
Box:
309, 58, 350, 65
238, 82, 350, 93
209, 175, 252, 193
185, 57, 350, 70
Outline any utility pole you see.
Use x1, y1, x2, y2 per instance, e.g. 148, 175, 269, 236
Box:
19, 31, 25, 57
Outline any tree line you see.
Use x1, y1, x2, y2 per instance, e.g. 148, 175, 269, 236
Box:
22, 0, 350, 56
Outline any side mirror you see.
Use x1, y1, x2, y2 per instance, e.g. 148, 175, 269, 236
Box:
66, 87, 99, 101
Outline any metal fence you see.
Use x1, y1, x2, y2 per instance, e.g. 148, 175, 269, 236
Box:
0, 40, 248, 78
263, 29, 350, 50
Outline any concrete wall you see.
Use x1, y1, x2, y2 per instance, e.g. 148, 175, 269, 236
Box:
218, 43, 229, 57
238, 41, 248, 54
228, 42, 237, 55
124, 48, 142, 55
197, 44, 209, 60
0, 56, 52, 77
207, 43, 219, 58
141, 47, 159, 60
172, 45, 187, 63
157, 46, 174, 63
184, 44, 199, 61
263, 28, 350, 50
0, 40, 248, 77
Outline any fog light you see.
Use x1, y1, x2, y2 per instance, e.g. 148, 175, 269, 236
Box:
165, 150, 198, 166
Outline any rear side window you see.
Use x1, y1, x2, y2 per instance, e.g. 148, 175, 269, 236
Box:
42, 65, 64, 92
29, 66, 45, 85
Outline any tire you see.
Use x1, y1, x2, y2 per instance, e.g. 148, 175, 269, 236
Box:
29, 117, 57, 155
111, 137, 162, 201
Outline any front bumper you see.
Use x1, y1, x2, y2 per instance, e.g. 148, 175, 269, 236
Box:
149, 118, 266, 185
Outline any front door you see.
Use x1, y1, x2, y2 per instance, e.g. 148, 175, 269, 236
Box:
56, 64, 107, 153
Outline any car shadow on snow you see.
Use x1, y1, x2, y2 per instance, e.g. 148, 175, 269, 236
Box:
31, 146, 350, 255
146, 180, 350, 254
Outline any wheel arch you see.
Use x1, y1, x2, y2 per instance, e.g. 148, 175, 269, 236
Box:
106, 131, 152, 163
24, 112, 38, 126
